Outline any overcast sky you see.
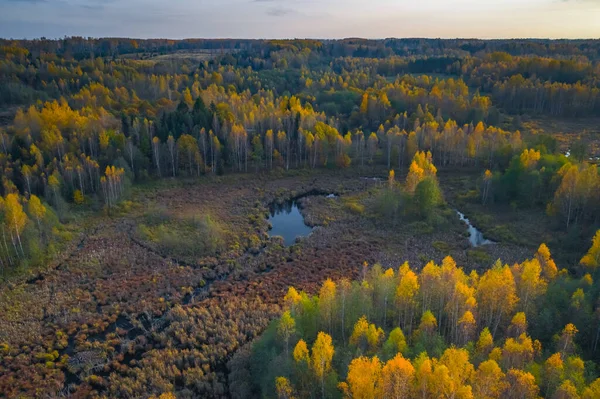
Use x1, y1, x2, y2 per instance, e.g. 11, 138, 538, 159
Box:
1, 0, 599, 39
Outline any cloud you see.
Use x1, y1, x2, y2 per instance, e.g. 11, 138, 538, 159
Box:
266, 6, 296, 16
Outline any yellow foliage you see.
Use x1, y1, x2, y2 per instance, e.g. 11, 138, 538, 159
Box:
284, 287, 302, 313
275, 376, 295, 399
416, 310, 438, 340
476, 328, 494, 356
580, 230, 600, 269
311, 332, 334, 379
519, 149, 541, 169
342, 356, 382, 399
381, 353, 414, 398
582, 378, 600, 399
350, 316, 384, 353
73, 189, 84, 205
536, 243, 558, 280
293, 339, 309, 364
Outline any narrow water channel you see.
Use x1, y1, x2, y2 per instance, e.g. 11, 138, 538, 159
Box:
455, 210, 494, 247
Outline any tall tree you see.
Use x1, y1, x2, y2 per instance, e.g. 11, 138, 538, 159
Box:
311, 332, 334, 398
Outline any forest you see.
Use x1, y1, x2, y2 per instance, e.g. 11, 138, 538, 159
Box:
0, 37, 599, 398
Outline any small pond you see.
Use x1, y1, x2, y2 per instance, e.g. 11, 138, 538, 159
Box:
268, 192, 337, 246
456, 210, 494, 247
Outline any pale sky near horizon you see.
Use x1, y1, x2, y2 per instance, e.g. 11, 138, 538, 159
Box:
0, 0, 599, 40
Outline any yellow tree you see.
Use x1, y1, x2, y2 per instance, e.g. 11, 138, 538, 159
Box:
27, 194, 46, 234
414, 352, 434, 398
477, 261, 518, 336
381, 353, 414, 398
383, 327, 407, 357
396, 263, 419, 333
580, 230, 600, 270
565, 356, 585, 393
360, 93, 369, 114
582, 378, 600, 399
293, 339, 311, 396
339, 356, 382, 399
284, 287, 302, 316
3, 194, 28, 258
293, 339, 309, 365
377, 268, 395, 327
549, 163, 599, 229
458, 310, 477, 346
417, 310, 438, 337
558, 324, 578, 356
48, 172, 61, 207
177, 134, 201, 176
311, 332, 334, 398
512, 258, 546, 313
182, 88, 193, 109
536, 243, 558, 280
350, 316, 384, 354
501, 333, 534, 370
472, 360, 506, 399
508, 312, 528, 337
553, 380, 579, 399
519, 149, 541, 170
278, 311, 296, 357
319, 279, 336, 335
419, 260, 441, 315
475, 328, 494, 361
440, 348, 475, 396
504, 369, 539, 399
406, 159, 425, 193
275, 377, 296, 399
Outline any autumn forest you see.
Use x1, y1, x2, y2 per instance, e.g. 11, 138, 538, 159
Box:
0, 37, 600, 398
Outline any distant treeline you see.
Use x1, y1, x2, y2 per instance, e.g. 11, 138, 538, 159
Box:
2, 37, 600, 60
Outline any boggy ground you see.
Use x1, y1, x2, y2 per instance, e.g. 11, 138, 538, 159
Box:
0, 168, 535, 398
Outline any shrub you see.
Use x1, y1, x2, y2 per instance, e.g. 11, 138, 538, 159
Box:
467, 248, 492, 264
489, 225, 518, 243
433, 241, 451, 252
344, 199, 365, 215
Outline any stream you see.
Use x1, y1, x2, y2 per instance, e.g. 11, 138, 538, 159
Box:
455, 210, 494, 247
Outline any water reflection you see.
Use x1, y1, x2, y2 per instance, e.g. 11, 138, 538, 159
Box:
268, 200, 314, 246
268, 192, 337, 246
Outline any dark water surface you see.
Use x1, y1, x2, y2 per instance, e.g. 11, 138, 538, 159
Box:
267, 192, 337, 246
268, 200, 314, 246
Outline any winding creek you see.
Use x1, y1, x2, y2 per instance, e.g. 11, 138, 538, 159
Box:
455, 210, 495, 247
